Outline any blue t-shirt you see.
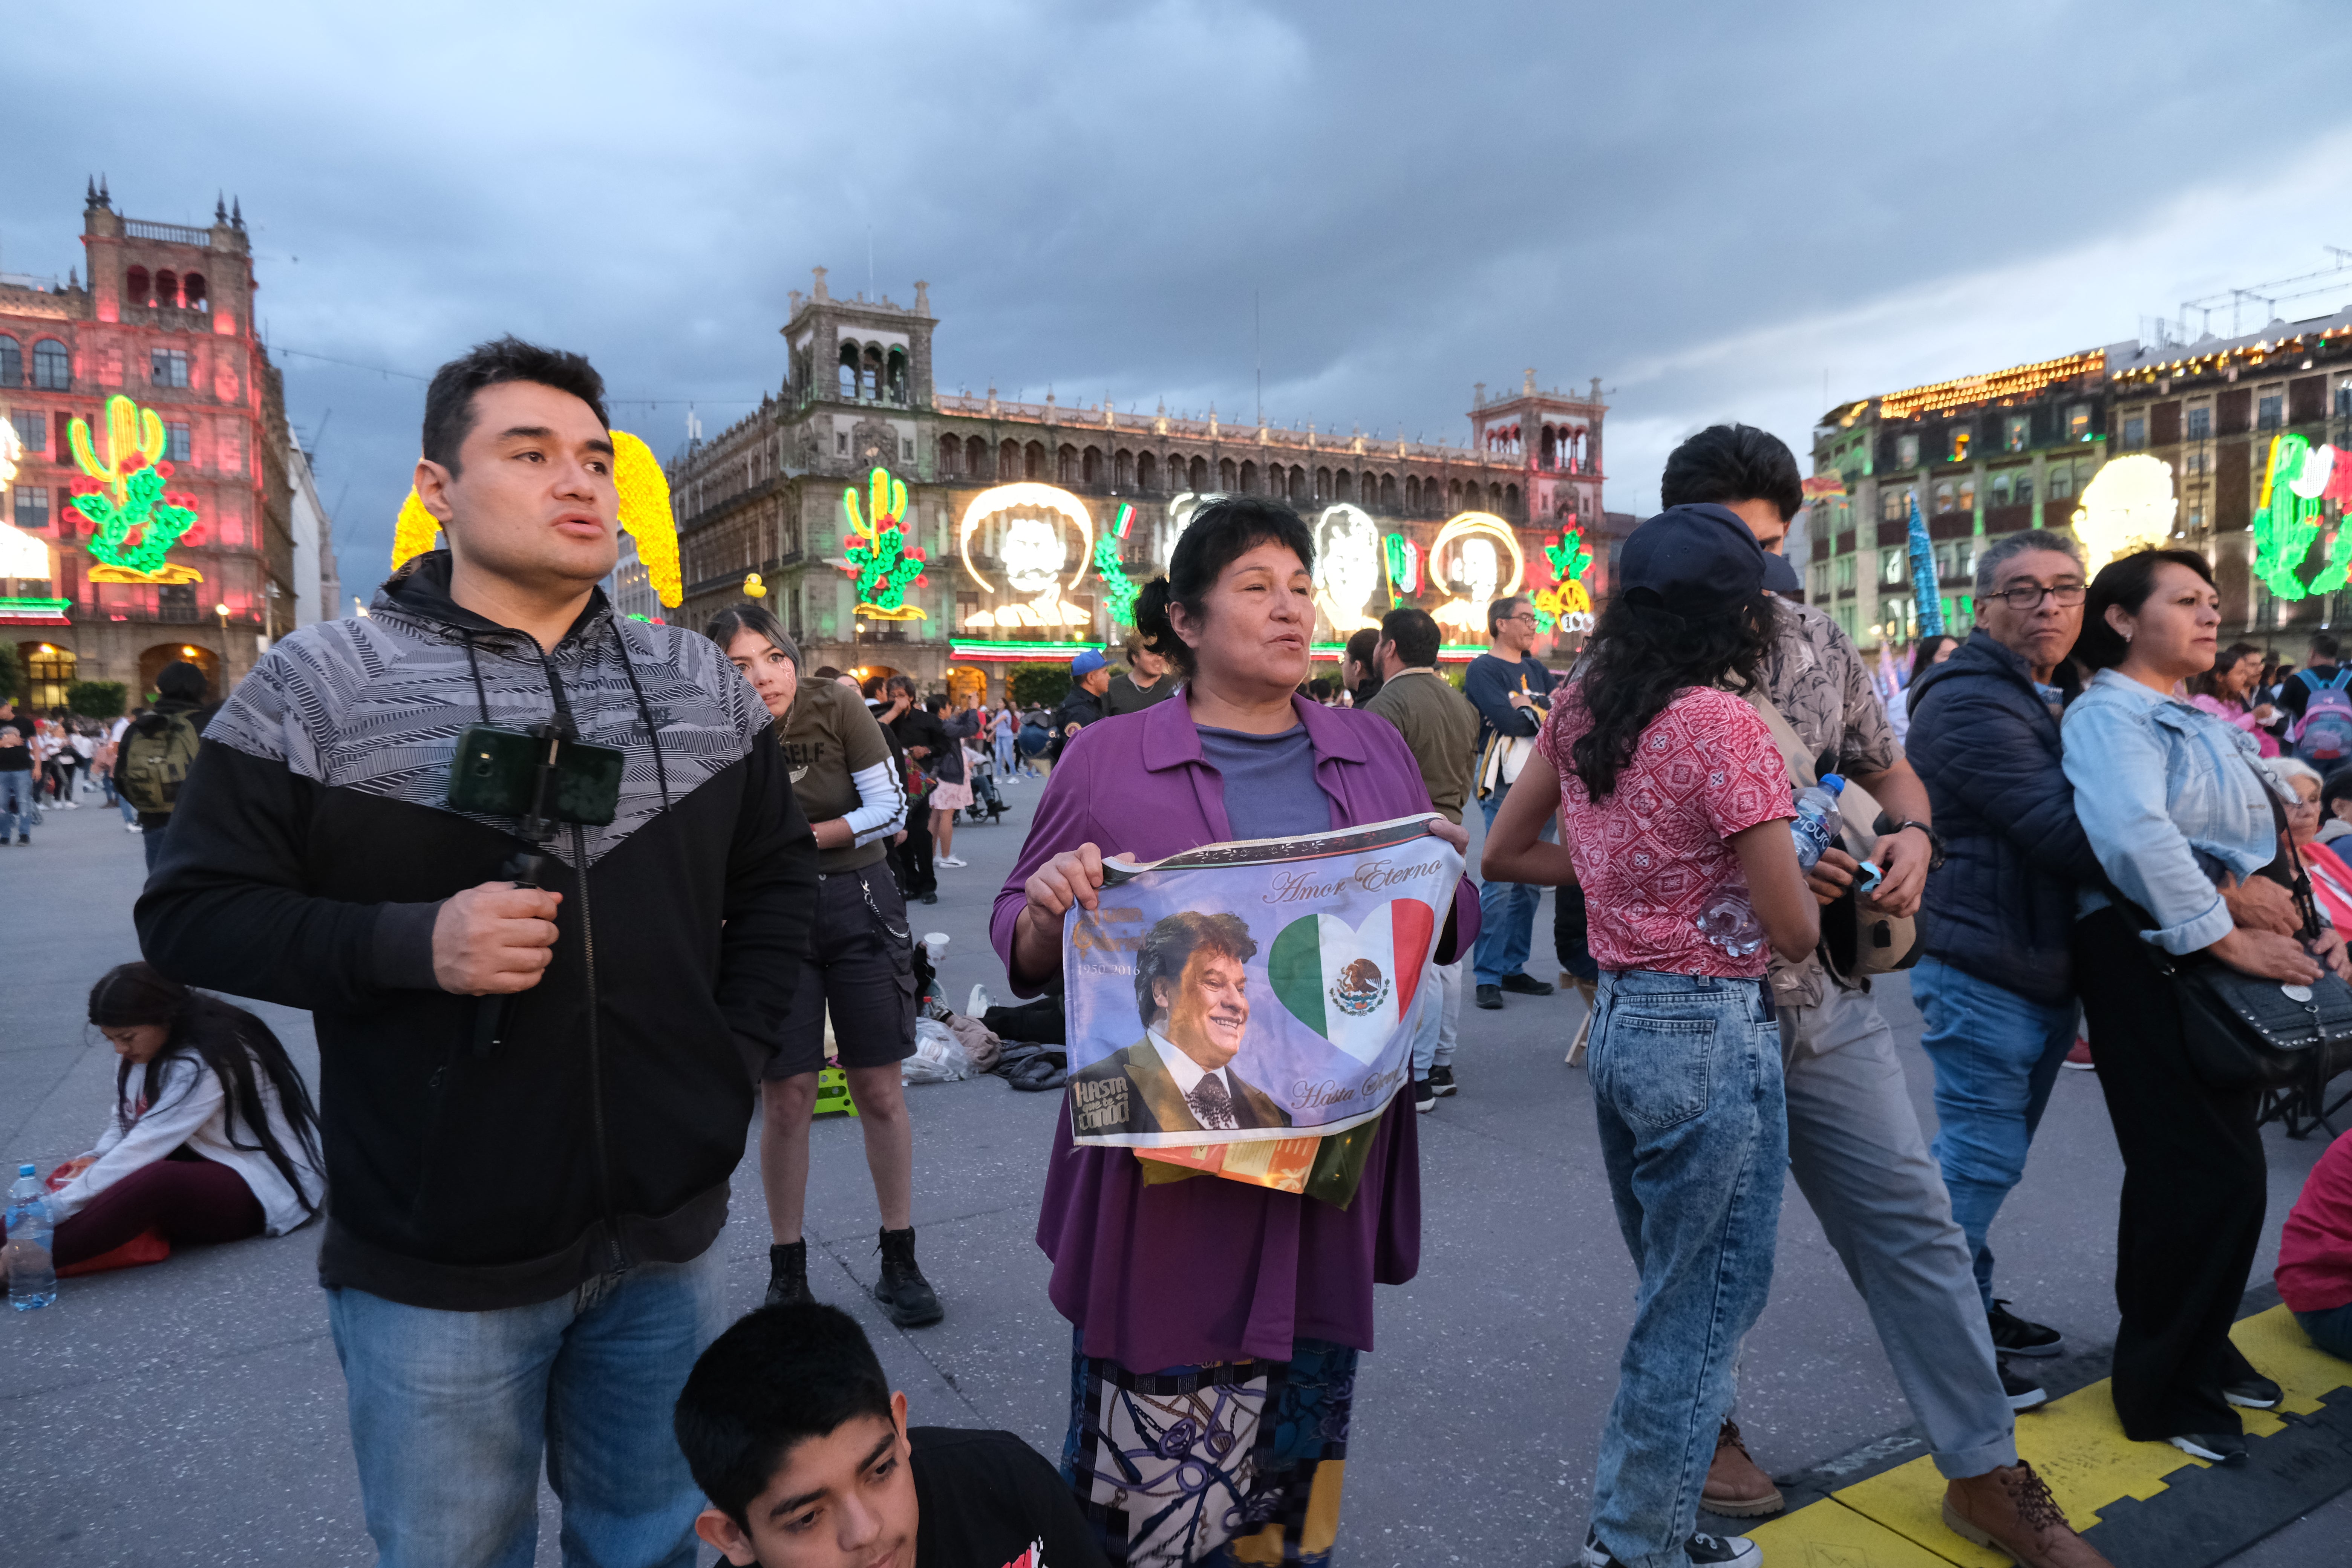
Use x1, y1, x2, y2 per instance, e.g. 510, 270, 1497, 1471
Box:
1197, 723, 1333, 842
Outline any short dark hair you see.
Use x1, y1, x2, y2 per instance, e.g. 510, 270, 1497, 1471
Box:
1132, 497, 1314, 677
1660, 424, 1804, 524
1343, 628, 1380, 671
2323, 765, 2352, 818
1380, 606, 1441, 668
421, 335, 608, 476
2077, 548, 2216, 672
2313, 632, 2343, 662
673, 1304, 895, 1528
1134, 911, 1257, 1027
812, 665, 844, 681
1487, 595, 1528, 637
1307, 677, 1334, 701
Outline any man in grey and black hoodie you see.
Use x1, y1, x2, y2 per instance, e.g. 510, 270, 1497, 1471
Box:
137, 337, 817, 1568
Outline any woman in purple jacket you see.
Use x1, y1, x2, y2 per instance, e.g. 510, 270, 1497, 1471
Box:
994, 496, 1476, 1566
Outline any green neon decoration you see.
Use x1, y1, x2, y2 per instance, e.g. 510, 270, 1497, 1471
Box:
1092, 535, 1140, 626
841, 467, 927, 618
2252, 434, 2352, 601
68, 394, 201, 580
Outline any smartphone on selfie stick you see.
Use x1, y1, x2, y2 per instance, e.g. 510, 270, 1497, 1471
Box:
446, 722, 624, 1056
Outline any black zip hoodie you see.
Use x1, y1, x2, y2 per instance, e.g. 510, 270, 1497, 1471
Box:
135, 552, 816, 1309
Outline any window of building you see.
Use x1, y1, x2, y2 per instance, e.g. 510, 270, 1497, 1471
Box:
1991, 471, 2012, 507
1810, 562, 1830, 600
2064, 405, 2090, 441
14, 485, 49, 532
2258, 394, 2283, 430
31, 339, 70, 390
165, 421, 191, 462
1896, 433, 1919, 467
24, 644, 75, 709
151, 349, 190, 388
2013, 472, 2032, 505
2122, 416, 2146, 450
2338, 384, 2352, 418
900, 436, 914, 462
10, 409, 43, 454
1956, 474, 1977, 512
1881, 486, 1910, 522
2004, 415, 2029, 452
0, 335, 18, 387
1948, 428, 1971, 463
1880, 546, 1908, 586
1834, 603, 1859, 641
1933, 480, 1956, 514
835, 430, 849, 455
1935, 538, 1977, 581
2187, 406, 2213, 441
2187, 505, 2205, 530
1833, 554, 1856, 595
2048, 463, 2074, 501
2186, 450, 2207, 476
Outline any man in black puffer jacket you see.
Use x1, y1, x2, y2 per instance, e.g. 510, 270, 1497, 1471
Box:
1906, 528, 2107, 1367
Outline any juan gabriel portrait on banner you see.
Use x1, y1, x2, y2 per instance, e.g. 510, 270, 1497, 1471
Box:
1063, 814, 1465, 1150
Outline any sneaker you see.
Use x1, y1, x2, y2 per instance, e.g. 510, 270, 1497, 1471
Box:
2000, 1357, 2049, 1412
921, 893, 939, 905
2223, 1372, 2282, 1409
1580, 1527, 1759, 1567
2063, 1037, 2094, 1070
1989, 1300, 2064, 1358
2167, 1431, 2247, 1465
1941, 1461, 2110, 1567
1475, 983, 1504, 1010
1500, 972, 1554, 995
764, 1240, 814, 1308
1700, 1420, 1784, 1517
966, 983, 994, 1017
124, 822, 143, 834
873, 1227, 943, 1326
936, 855, 968, 868
1414, 1080, 1436, 1113
1428, 1064, 1458, 1097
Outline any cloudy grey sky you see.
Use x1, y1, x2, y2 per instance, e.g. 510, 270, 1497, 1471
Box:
13, 0, 2352, 600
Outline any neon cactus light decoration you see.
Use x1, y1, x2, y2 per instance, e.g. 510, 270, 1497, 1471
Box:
2251, 435, 2352, 601
69, 395, 204, 583
840, 467, 927, 619
1093, 505, 1141, 626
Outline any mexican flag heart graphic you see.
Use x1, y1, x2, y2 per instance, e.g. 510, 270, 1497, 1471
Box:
1266, 898, 1436, 1064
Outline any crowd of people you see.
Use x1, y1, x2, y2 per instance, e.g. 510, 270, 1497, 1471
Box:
12, 334, 2351, 1568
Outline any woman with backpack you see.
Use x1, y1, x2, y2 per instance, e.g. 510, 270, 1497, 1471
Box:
18, 963, 325, 1279
121, 661, 210, 870
2278, 633, 2352, 764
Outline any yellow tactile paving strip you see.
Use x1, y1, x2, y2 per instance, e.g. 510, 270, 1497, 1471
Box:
1745, 1306, 2352, 1566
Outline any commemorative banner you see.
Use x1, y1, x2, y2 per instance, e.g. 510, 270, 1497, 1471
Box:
1063, 813, 1463, 1177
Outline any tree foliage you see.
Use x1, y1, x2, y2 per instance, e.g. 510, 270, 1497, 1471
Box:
1009, 663, 1071, 708
67, 680, 129, 718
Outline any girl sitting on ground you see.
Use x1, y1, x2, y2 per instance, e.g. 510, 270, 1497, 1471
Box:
38, 963, 325, 1274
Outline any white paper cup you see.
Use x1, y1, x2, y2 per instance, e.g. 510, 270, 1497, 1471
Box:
922, 932, 951, 962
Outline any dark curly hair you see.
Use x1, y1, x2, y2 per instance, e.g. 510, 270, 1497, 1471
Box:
1568, 593, 1777, 801
1133, 496, 1315, 677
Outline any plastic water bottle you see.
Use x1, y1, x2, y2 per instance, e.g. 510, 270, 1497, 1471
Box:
1791, 775, 1847, 871
1695, 894, 1766, 958
6, 1164, 57, 1311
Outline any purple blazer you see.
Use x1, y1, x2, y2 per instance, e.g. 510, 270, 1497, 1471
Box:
992, 691, 1480, 1369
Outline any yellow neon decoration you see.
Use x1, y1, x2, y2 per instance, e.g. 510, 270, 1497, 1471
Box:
389, 428, 681, 609
1428, 512, 1525, 635
956, 482, 1095, 629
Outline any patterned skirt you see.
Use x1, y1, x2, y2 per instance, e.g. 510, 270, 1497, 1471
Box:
1061, 1332, 1357, 1567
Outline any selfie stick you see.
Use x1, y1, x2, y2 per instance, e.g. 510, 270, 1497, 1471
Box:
473, 724, 562, 1057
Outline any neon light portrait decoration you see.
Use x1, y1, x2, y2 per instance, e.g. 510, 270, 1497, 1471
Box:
1312, 504, 1382, 634
69, 395, 204, 584
1427, 512, 1524, 635
959, 482, 1094, 629
2070, 454, 2177, 575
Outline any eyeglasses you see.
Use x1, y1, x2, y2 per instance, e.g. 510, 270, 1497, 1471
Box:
1989, 581, 2087, 611
1503, 612, 1539, 625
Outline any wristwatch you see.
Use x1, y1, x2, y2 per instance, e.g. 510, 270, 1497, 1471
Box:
1887, 819, 1946, 870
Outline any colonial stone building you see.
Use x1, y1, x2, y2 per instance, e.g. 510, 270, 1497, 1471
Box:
667, 268, 1610, 696
0, 181, 298, 707
1811, 315, 2352, 649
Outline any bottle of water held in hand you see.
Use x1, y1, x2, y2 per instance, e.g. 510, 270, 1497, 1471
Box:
6, 1164, 58, 1311
1695, 895, 1766, 959
1791, 775, 1847, 871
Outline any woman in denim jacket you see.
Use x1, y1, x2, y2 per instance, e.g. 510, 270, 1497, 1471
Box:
2062, 548, 2347, 1468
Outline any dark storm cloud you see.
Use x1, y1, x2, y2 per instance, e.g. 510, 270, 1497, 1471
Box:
10, 0, 2352, 598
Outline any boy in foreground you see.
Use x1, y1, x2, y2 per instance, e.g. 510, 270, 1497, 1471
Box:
676, 1304, 1109, 1568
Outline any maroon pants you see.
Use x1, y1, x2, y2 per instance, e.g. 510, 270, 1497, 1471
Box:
54, 1155, 264, 1267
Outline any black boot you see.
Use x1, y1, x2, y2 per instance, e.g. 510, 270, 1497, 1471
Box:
765, 1240, 813, 1308
873, 1227, 943, 1326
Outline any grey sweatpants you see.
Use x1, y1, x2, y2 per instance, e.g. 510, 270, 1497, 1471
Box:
1773, 981, 2018, 1481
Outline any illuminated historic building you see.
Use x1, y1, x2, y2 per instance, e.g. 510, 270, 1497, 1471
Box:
667, 268, 1611, 695
0, 181, 299, 706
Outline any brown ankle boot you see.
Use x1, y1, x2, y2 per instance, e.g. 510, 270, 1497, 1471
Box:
1700, 1421, 1784, 1517
1942, 1461, 2113, 1567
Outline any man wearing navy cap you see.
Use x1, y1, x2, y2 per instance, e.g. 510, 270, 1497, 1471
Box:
1050, 648, 1112, 766
1656, 425, 2107, 1568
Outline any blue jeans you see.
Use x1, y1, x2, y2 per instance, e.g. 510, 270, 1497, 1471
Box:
1909, 956, 2079, 1311
327, 1245, 727, 1568
2297, 1301, 2352, 1362
1473, 780, 1554, 985
1587, 969, 1787, 1568
1410, 959, 1464, 1075
0, 770, 30, 841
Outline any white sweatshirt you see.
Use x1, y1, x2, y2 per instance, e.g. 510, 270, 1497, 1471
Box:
49, 1050, 326, 1236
